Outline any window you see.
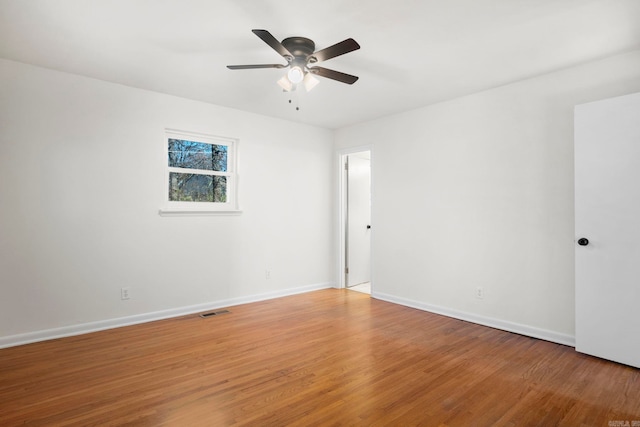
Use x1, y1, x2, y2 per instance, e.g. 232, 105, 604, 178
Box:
161, 129, 239, 215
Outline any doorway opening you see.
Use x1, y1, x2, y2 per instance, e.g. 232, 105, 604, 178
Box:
338, 148, 372, 294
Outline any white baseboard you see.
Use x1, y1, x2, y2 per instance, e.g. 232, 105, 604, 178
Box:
372, 291, 575, 347
0, 282, 334, 349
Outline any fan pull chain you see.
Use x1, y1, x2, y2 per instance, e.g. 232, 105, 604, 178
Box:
285, 87, 301, 111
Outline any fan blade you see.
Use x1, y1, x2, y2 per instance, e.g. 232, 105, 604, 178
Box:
308, 66, 359, 84
252, 29, 293, 60
311, 38, 360, 62
227, 64, 287, 70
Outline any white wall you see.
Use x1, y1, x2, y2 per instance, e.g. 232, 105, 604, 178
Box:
0, 59, 334, 343
335, 50, 640, 343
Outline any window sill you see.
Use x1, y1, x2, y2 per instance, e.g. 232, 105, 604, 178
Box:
158, 208, 243, 217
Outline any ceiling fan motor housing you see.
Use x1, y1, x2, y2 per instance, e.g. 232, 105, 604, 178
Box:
281, 37, 316, 63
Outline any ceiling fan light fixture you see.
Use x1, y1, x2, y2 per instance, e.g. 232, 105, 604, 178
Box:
287, 66, 304, 84
277, 75, 293, 92
303, 72, 319, 92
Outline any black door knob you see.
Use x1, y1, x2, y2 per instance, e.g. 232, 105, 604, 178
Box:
366, 225, 371, 229
577, 238, 589, 246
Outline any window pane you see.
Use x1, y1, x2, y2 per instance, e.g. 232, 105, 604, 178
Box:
169, 172, 227, 203
168, 139, 228, 172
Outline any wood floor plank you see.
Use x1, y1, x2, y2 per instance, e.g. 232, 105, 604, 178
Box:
0, 289, 638, 426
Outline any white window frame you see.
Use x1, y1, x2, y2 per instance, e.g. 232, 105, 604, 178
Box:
159, 129, 241, 216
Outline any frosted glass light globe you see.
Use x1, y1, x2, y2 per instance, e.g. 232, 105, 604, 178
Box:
287, 66, 304, 84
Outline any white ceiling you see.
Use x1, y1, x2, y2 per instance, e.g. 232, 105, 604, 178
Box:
1, 0, 639, 129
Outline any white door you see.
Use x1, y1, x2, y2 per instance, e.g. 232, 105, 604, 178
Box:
346, 152, 371, 287
575, 92, 640, 368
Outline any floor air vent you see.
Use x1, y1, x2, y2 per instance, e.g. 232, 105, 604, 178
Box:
199, 309, 230, 318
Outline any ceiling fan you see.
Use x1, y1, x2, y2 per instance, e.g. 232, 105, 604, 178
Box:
227, 29, 360, 92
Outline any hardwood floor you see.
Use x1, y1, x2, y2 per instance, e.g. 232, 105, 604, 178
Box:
1, 289, 638, 426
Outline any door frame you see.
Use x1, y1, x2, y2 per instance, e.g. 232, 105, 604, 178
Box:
336, 145, 373, 290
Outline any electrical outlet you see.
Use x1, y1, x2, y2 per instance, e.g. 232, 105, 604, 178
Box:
121, 287, 130, 300
476, 287, 484, 299
265, 270, 271, 279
